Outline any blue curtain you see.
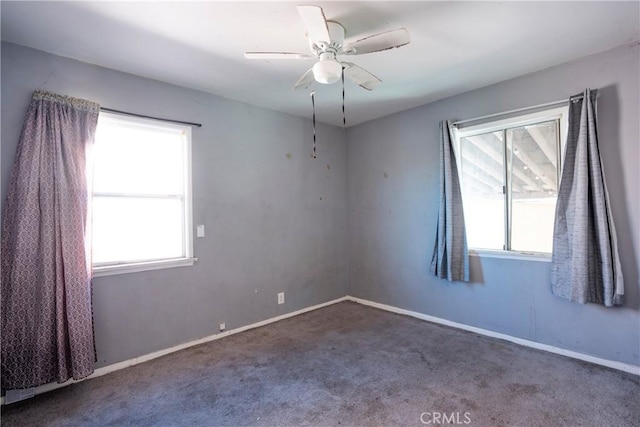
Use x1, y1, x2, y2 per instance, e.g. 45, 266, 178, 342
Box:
430, 120, 469, 282
551, 89, 624, 306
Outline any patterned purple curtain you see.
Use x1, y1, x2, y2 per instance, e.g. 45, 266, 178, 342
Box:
1, 91, 100, 389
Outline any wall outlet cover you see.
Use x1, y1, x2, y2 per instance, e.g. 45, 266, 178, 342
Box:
278, 292, 285, 305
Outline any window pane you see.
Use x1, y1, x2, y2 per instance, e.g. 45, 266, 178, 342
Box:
507, 121, 558, 253
92, 197, 184, 264
459, 131, 505, 250
93, 118, 185, 195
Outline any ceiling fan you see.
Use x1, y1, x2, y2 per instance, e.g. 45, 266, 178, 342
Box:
244, 5, 410, 91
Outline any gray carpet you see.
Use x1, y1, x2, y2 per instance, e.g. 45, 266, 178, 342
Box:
2, 301, 639, 426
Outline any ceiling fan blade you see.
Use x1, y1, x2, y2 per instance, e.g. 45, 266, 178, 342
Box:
343, 28, 410, 55
293, 68, 315, 90
342, 62, 382, 91
297, 5, 330, 44
244, 52, 313, 60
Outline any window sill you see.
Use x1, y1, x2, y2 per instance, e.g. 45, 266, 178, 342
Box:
470, 250, 551, 262
92, 257, 196, 277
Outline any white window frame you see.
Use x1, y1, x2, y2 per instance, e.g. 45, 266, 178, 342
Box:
91, 112, 194, 277
452, 106, 568, 261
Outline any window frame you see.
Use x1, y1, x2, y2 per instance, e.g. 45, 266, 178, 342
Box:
91, 112, 194, 277
452, 106, 568, 260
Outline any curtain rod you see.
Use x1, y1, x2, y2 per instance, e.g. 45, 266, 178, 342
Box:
100, 107, 202, 128
451, 92, 593, 128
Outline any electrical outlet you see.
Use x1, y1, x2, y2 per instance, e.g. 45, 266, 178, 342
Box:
278, 292, 285, 305
219, 322, 226, 331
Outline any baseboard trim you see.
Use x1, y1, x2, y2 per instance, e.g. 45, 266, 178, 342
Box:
1, 296, 350, 405
4, 294, 636, 405
346, 295, 640, 376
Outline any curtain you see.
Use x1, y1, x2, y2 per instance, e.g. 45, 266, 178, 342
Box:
1, 91, 100, 389
551, 89, 624, 307
430, 120, 470, 282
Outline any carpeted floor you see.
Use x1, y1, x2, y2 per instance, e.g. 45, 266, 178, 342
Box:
2, 301, 639, 426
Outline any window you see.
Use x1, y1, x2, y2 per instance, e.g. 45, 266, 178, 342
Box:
453, 107, 568, 256
91, 112, 193, 276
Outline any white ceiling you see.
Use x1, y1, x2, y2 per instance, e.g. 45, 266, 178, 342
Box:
2, 1, 638, 127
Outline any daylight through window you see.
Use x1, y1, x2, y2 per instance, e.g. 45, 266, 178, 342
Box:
91, 112, 193, 275
454, 107, 567, 255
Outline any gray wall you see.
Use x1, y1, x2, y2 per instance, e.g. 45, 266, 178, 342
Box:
347, 43, 640, 367
2, 40, 638, 370
1, 42, 348, 367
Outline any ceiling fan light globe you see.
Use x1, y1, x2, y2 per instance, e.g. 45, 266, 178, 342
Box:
312, 59, 342, 84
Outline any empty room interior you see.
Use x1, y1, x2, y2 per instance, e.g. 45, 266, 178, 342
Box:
1, 1, 639, 426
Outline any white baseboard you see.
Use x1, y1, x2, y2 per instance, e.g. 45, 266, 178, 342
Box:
346, 295, 640, 376
4, 293, 636, 405
1, 296, 350, 405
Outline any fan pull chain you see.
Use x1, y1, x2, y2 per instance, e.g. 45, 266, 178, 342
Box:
311, 90, 317, 159
342, 67, 346, 129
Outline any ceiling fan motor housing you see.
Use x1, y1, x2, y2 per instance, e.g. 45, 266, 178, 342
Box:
310, 21, 345, 84
327, 21, 345, 46
310, 21, 345, 55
